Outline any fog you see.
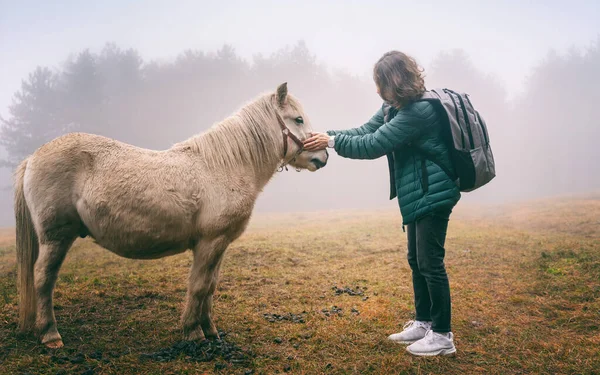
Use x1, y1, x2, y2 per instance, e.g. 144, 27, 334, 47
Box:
1, 1, 599, 226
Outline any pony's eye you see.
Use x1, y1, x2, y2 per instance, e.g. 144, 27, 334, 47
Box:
295, 117, 304, 124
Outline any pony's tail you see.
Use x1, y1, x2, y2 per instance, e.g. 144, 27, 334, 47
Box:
14, 159, 38, 332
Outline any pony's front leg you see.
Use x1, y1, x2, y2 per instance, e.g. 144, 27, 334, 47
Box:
199, 257, 224, 339
199, 294, 218, 339
181, 236, 229, 341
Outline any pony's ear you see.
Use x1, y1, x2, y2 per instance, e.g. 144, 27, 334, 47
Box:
276, 82, 288, 107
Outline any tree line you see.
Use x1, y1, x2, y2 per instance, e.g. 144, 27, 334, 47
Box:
1, 39, 598, 221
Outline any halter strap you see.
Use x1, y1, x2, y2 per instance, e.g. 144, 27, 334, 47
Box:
275, 111, 304, 159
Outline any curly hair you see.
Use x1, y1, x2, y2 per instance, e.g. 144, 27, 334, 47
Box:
373, 51, 426, 109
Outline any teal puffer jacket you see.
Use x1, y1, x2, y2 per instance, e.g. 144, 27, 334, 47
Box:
327, 101, 461, 224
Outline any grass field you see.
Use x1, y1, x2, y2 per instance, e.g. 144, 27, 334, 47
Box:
0, 196, 599, 374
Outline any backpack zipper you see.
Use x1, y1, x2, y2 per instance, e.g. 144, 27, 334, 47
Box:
447, 89, 475, 149
443, 89, 466, 149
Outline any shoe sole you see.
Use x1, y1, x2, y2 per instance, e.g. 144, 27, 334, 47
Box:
406, 346, 456, 357
389, 339, 420, 345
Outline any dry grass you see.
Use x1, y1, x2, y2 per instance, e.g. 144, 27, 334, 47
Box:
0, 228, 15, 248
0, 197, 599, 374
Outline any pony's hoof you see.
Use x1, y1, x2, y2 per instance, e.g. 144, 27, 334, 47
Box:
45, 339, 64, 349
184, 330, 206, 342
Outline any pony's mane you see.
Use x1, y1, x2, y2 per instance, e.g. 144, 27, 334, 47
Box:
175, 94, 292, 171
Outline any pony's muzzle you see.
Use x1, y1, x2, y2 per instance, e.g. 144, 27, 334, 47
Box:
311, 157, 327, 170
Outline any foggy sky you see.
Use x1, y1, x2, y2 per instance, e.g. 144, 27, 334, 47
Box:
2, 0, 599, 117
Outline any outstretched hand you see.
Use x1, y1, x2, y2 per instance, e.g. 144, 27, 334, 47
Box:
304, 132, 329, 151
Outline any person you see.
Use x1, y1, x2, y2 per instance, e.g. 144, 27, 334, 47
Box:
303, 51, 460, 357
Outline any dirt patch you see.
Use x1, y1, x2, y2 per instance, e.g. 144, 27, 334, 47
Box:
321, 306, 343, 317
139, 333, 253, 367
332, 285, 366, 296
263, 312, 306, 323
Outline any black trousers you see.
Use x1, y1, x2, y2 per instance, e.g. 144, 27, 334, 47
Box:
406, 210, 452, 333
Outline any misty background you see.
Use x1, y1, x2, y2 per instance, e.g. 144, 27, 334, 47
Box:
1, 1, 599, 227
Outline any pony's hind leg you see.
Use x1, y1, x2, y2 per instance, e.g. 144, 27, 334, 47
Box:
35, 237, 75, 348
182, 236, 229, 341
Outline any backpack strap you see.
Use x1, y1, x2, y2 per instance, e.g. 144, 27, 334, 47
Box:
382, 102, 398, 123
415, 91, 459, 181
414, 149, 457, 182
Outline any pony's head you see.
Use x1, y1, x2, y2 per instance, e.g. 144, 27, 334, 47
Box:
273, 83, 328, 172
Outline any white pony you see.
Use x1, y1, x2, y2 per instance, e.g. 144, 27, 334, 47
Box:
14, 83, 328, 348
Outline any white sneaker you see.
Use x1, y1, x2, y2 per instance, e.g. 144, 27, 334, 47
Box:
387, 320, 432, 344
406, 330, 456, 356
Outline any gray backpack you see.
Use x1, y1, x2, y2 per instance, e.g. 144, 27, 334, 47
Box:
417, 88, 496, 192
